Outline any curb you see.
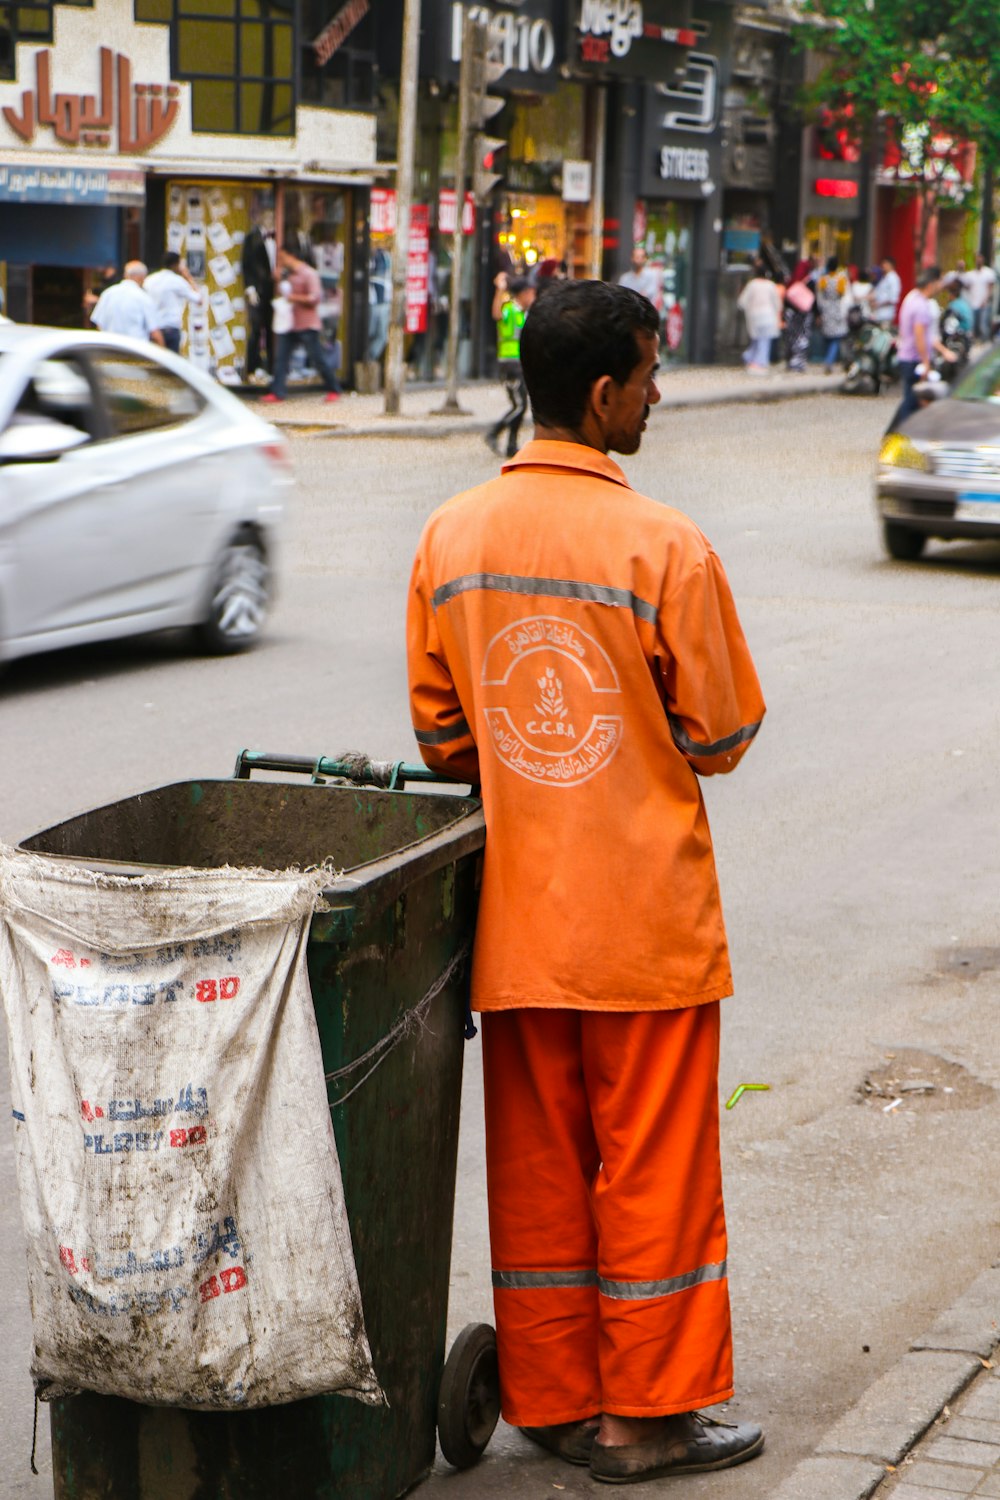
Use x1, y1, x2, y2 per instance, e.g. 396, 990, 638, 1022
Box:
262, 375, 838, 439
769, 1266, 1000, 1500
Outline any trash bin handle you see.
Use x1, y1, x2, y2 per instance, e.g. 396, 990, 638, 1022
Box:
232, 749, 476, 793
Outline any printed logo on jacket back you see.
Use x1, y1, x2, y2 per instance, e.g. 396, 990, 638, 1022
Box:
482, 614, 623, 786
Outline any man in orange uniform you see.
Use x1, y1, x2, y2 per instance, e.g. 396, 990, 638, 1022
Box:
407, 280, 766, 1484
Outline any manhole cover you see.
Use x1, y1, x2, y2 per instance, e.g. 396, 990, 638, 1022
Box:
859, 1048, 994, 1111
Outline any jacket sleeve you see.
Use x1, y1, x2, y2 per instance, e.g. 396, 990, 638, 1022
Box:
656, 544, 765, 777
406, 546, 482, 784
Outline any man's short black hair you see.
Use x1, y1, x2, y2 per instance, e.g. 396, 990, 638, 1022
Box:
519, 280, 659, 431
163, 251, 181, 271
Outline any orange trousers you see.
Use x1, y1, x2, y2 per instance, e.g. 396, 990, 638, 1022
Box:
482, 1003, 733, 1425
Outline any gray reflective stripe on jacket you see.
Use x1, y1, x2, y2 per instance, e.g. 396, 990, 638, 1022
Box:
413, 718, 471, 746
432, 572, 658, 625
667, 714, 762, 759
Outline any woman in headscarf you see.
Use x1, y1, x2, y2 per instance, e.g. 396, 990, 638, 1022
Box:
783, 261, 815, 373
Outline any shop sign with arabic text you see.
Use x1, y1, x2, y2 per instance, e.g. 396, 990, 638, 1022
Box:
0, 163, 145, 203
2, 46, 180, 153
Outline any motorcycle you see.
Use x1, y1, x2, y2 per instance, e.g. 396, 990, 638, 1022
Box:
938, 307, 971, 381
842, 307, 897, 395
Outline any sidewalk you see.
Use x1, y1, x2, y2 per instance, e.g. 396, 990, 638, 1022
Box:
771, 1265, 1000, 1500
243, 363, 839, 439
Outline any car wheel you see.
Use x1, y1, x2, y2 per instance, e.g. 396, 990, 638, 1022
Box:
882, 520, 926, 562
197, 533, 270, 653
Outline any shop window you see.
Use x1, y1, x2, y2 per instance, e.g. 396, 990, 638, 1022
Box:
128, 0, 297, 134
0, 0, 93, 78
178, 19, 236, 72
240, 81, 292, 134
299, 0, 376, 112
191, 77, 236, 132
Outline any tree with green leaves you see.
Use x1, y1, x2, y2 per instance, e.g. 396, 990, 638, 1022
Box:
797, 0, 1000, 262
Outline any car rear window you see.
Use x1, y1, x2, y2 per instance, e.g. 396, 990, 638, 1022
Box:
88, 350, 205, 437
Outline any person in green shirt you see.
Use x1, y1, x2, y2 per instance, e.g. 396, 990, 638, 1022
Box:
486, 274, 536, 457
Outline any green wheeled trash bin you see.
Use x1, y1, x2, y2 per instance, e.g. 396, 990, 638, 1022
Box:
17, 750, 499, 1500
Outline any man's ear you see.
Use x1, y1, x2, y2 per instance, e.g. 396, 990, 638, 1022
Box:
588, 373, 614, 425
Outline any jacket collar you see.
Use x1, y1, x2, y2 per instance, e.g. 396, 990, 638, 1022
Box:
501, 439, 633, 491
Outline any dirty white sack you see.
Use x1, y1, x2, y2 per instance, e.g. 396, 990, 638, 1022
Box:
0, 845, 382, 1410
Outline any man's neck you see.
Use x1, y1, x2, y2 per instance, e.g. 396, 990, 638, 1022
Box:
532, 422, 606, 454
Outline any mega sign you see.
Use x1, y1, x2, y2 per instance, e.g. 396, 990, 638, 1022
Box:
2, 46, 180, 152
576, 0, 696, 69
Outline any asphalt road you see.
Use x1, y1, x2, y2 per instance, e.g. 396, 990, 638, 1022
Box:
2, 392, 999, 1498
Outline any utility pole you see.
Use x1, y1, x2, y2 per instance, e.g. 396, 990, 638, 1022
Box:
383, 0, 421, 416
438, 12, 505, 415
589, 85, 607, 279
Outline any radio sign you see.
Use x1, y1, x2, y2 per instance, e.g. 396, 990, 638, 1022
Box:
450, 3, 556, 77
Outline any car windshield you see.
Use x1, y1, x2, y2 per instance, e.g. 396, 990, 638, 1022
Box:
951, 348, 1000, 403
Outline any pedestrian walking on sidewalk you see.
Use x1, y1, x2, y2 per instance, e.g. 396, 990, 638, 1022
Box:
783, 270, 815, 372
887, 265, 946, 433
618, 245, 661, 305
737, 261, 781, 372
143, 253, 203, 354
90, 262, 164, 347
485, 274, 535, 457
261, 241, 341, 405
816, 256, 850, 372
408, 278, 766, 1486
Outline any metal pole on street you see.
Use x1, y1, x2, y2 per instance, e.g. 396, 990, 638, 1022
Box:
383, 0, 421, 417
589, 84, 607, 280
438, 9, 476, 416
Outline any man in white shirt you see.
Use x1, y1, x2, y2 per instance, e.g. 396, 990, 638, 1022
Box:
869, 256, 901, 327
963, 253, 997, 341
90, 262, 164, 346
618, 247, 661, 306
143, 253, 203, 353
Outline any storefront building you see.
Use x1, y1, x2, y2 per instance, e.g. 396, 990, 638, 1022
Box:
716, 9, 793, 357
372, 0, 575, 379
589, 0, 732, 365
874, 127, 977, 294
0, 0, 378, 383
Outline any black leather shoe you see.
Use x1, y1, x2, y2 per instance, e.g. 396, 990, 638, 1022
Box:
590, 1412, 764, 1483
520, 1419, 601, 1465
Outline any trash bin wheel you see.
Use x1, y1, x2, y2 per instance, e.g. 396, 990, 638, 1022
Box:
437, 1322, 500, 1469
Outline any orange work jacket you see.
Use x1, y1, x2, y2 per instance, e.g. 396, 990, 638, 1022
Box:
406, 439, 765, 1013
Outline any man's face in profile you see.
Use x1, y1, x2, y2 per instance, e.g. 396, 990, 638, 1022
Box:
605, 331, 661, 456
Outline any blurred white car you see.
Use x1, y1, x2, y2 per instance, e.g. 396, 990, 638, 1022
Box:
0, 326, 291, 665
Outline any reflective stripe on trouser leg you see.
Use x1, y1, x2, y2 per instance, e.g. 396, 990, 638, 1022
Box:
583, 1003, 733, 1416
482, 1009, 601, 1427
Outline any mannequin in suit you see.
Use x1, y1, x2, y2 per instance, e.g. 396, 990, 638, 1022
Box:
242, 208, 277, 379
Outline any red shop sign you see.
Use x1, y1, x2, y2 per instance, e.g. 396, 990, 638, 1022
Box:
405, 204, 430, 335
